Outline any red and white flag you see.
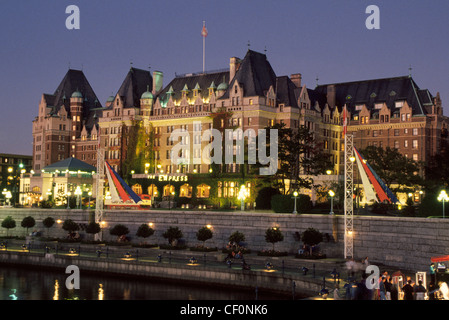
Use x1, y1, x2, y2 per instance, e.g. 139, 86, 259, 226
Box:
201, 22, 208, 38
343, 106, 348, 137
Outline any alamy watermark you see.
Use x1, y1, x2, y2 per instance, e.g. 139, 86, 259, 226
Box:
65, 265, 80, 289
65, 5, 80, 30
169, 121, 278, 176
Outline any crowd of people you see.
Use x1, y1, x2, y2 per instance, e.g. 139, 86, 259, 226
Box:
338, 257, 443, 300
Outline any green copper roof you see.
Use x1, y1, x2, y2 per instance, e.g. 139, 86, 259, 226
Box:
71, 90, 83, 98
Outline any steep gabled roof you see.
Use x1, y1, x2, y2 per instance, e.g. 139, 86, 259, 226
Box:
313, 76, 432, 115
113, 67, 153, 109
221, 50, 277, 99
156, 70, 229, 104
275, 76, 299, 108
50, 69, 102, 116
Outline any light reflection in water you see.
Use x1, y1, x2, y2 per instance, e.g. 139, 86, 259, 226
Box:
0, 265, 296, 300
53, 280, 59, 300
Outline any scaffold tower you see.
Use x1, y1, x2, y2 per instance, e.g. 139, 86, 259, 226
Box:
344, 133, 354, 259
95, 146, 105, 241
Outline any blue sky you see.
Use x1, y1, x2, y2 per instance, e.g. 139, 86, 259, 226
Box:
1, 0, 448, 155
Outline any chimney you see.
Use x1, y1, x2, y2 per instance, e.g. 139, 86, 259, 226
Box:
229, 57, 241, 83
290, 73, 302, 88
327, 85, 336, 108
152, 71, 163, 95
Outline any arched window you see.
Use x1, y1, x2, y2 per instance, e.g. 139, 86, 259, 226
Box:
180, 184, 192, 198
197, 184, 210, 198
163, 184, 175, 197
147, 184, 158, 198
132, 184, 142, 195
32, 186, 41, 193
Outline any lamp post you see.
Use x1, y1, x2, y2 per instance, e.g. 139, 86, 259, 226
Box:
292, 191, 298, 214
238, 185, 247, 211
329, 190, 335, 215
66, 191, 71, 209
438, 190, 449, 218
88, 191, 92, 209
74, 186, 82, 209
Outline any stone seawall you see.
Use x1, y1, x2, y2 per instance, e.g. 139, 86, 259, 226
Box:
0, 208, 448, 271
0, 251, 321, 297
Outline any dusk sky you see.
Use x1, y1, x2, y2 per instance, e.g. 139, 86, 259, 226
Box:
1, 0, 448, 155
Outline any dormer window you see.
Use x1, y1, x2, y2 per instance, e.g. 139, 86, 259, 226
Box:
395, 101, 404, 108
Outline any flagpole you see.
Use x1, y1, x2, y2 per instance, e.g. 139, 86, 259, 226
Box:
202, 21, 206, 73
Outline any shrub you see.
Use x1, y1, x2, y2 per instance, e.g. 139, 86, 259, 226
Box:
301, 228, 323, 255
270, 194, 294, 213
1, 216, 16, 237
196, 226, 213, 246
265, 227, 284, 251
271, 193, 312, 213
162, 226, 183, 246
229, 231, 245, 245
86, 222, 101, 239
21, 216, 36, 235
42, 217, 55, 237
62, 219, 79, 233
109, 224, 130, 239
256, 187, 280, 210
136, 224, 154, 240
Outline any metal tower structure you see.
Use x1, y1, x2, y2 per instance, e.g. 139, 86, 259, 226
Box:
95, 146, 105, 241
344, 133, 354, 259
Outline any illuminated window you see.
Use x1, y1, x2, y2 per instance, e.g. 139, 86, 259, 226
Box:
180, 184, 192, 198
132, 184, 142, 195
196, 184, 210, 198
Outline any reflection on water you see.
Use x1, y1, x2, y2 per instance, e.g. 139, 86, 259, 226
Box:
0, 266, 288, 300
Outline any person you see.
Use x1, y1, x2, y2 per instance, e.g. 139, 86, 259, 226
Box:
390, 278, 399, 300
402, 280, 414, 300
356, 273, 372, 300
378, 276, 387, 300
438, 281, 449, 300
430, 263, 436, 284
428, 282, 437, 300
363, 257, 370, 267
414, 280, 427, 300
346, 258, 356, 279
384, 276, 392, 300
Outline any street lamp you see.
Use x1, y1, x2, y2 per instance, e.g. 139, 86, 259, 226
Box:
66, 191, 71, 209
438, 190, 449, 218
74, 186, 82, 209
238, 185, 247, 211
329, 190, 335, 215
88, 191, 92, 209
292, 191, 298, 214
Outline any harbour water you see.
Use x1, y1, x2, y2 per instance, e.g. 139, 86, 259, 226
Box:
0, 265, 291, 300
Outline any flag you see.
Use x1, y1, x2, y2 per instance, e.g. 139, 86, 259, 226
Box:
343, 106, 347, 137
201, 22, 208, 38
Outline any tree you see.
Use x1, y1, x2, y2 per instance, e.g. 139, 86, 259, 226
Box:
358, 146, 423, 193
62, 219, 79, 234
109, 224, 130, 241
262, 123, 332, 195
162, 226, 183, 246
265, 227, 284, 251
301, 228, 323, 255
1, 216, 16, 237
229, 231, 246, 245
21, 216, 36, 235
196, 226, 213, 247
42, 217, 55, 238
86, 222, 101, 240
136, 224, 154, 242
121, 121, 155, 182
